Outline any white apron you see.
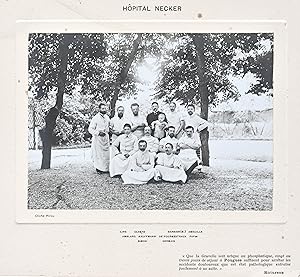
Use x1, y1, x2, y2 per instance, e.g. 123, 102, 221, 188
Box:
88, 113, 110, 172
109, 155, 131, 177
121, 150, 155, 184
122, 168, 155, 184
178, 149, 199, 171
154, 165, 187, 183
91, 134, 110, 171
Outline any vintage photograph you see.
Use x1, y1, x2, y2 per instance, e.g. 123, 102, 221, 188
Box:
27, 32, 273, 211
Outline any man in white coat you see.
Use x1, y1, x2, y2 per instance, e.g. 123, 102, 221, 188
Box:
88, 103, 110, 174
109, 123, 138, 177
109, 105, 129, 142
121, 140, 156, 185
165, 102, 185, 138
139, 126, 159, 154
183, 104, 209, 133
178, 126, 201, 175
154, 143, 187, 183
159, 126, 180, 154
128, 103, 147, 139
183, 104, 209, 169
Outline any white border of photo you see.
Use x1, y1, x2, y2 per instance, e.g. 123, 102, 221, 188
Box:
16, 20, 288, 223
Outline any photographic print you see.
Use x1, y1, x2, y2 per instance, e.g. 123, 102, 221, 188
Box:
26, 31, 274, 211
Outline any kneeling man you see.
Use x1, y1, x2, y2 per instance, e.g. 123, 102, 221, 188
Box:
154, 143, 187, 183
109, 123, 138, 177
121, 140, 155, 184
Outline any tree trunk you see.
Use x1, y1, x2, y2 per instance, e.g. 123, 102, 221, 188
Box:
191, 34, 210, 166
110, 91, 120, 118
41, 107, 59, 169
110, 34, 142, 117
41, 34, 72, 169
200, 129, 209, 166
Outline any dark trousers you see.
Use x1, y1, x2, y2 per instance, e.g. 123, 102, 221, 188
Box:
196, 148, 201, 161
186, 161, 198, 175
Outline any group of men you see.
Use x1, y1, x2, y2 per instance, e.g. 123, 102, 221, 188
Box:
88, 101, 209, 184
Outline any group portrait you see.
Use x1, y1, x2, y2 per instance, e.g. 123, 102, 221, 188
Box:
27, 32, 273, 211
90, 101, 208, 184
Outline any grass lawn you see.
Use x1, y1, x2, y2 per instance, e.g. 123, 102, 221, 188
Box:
28, 153, 272, 210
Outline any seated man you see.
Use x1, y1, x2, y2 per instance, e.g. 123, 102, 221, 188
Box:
154, 143, 187, 183
109, 123, 138, 177
121, 140, 156, 185
140, 126, 159, 154
178, 126, 201, 175
159, 126, 179, 154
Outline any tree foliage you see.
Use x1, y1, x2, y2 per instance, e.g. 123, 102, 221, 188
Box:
28, 32, 274, 155
80, 34, 140, 104
28, 33, 146, 147
28, 33, 107, 99
155, 33, 274, 106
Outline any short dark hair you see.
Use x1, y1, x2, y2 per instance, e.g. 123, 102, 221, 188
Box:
152, 101, 158, 106
117, 105, 124, 110
131, 103, 139, 108
165, 143, 174, 149
139, 139, 147, 145
99, 103, 106, 109
167, 125, 175, 131
123, 123, 132, 129
187, 104, 195, 109
185, 125, 195, 131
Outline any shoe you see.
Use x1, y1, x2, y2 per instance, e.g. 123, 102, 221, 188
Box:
195, 161, 202, 172
196, 166, 202, 171
154, 176, 162, 182
96, 169, 107, 174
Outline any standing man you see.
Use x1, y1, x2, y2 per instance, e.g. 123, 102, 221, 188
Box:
183, 104, 209, 134
109, 123, 138, 177
88, 103, 110, 174
140, 126, 159, 154
109, 105, 129, 142
183, 104, 209, 166
165, 102, 185, 138
129, 103, 147, 139
147, 101, 167, 135
146, 101, 162, 126
121, 140, 156, 185
154, 143, 187, 183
